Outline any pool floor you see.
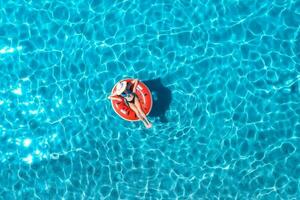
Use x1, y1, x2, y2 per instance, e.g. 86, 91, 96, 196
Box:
0, 0, 300, 199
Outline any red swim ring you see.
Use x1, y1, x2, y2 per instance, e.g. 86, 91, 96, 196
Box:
111, 79, 152, 121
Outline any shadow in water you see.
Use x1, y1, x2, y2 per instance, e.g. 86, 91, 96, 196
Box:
144, 78, 172, 123
290, 80, 300, 94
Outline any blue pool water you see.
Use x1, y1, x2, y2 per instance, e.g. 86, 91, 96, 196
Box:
0, 0, 300, 199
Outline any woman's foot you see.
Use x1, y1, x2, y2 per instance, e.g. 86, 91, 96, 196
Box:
141, 120, 149, 128
146, 123, 152, 129
138, 113, 152, 128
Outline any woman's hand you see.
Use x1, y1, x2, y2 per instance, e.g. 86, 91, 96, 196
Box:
108, 91, 119, 99
132, 79, 139, 92
132, 79, 138, 84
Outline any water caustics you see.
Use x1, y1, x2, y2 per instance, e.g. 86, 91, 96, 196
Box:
0, 0, 300, 199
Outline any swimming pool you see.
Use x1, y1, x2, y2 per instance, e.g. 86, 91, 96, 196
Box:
0, 0, 300, 199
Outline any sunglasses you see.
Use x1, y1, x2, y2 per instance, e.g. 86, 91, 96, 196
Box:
121, 90, 131, 97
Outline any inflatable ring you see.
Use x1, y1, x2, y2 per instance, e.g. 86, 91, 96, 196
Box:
111, 79, 152, 121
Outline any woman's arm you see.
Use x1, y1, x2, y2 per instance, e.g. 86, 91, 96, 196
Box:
108, 95, 122, 101
132, 79, 139, 93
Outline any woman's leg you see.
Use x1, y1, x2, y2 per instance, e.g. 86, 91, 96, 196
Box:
128, 103, 150, 128
134, 96, 152, 127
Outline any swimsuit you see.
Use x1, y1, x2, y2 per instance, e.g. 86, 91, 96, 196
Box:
125, 93, 137, 104
121, 86, 137, 104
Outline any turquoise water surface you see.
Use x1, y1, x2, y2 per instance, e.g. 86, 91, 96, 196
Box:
0, 0, 300, 199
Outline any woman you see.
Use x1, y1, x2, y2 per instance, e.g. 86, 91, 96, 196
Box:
108, 79, 152, 128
